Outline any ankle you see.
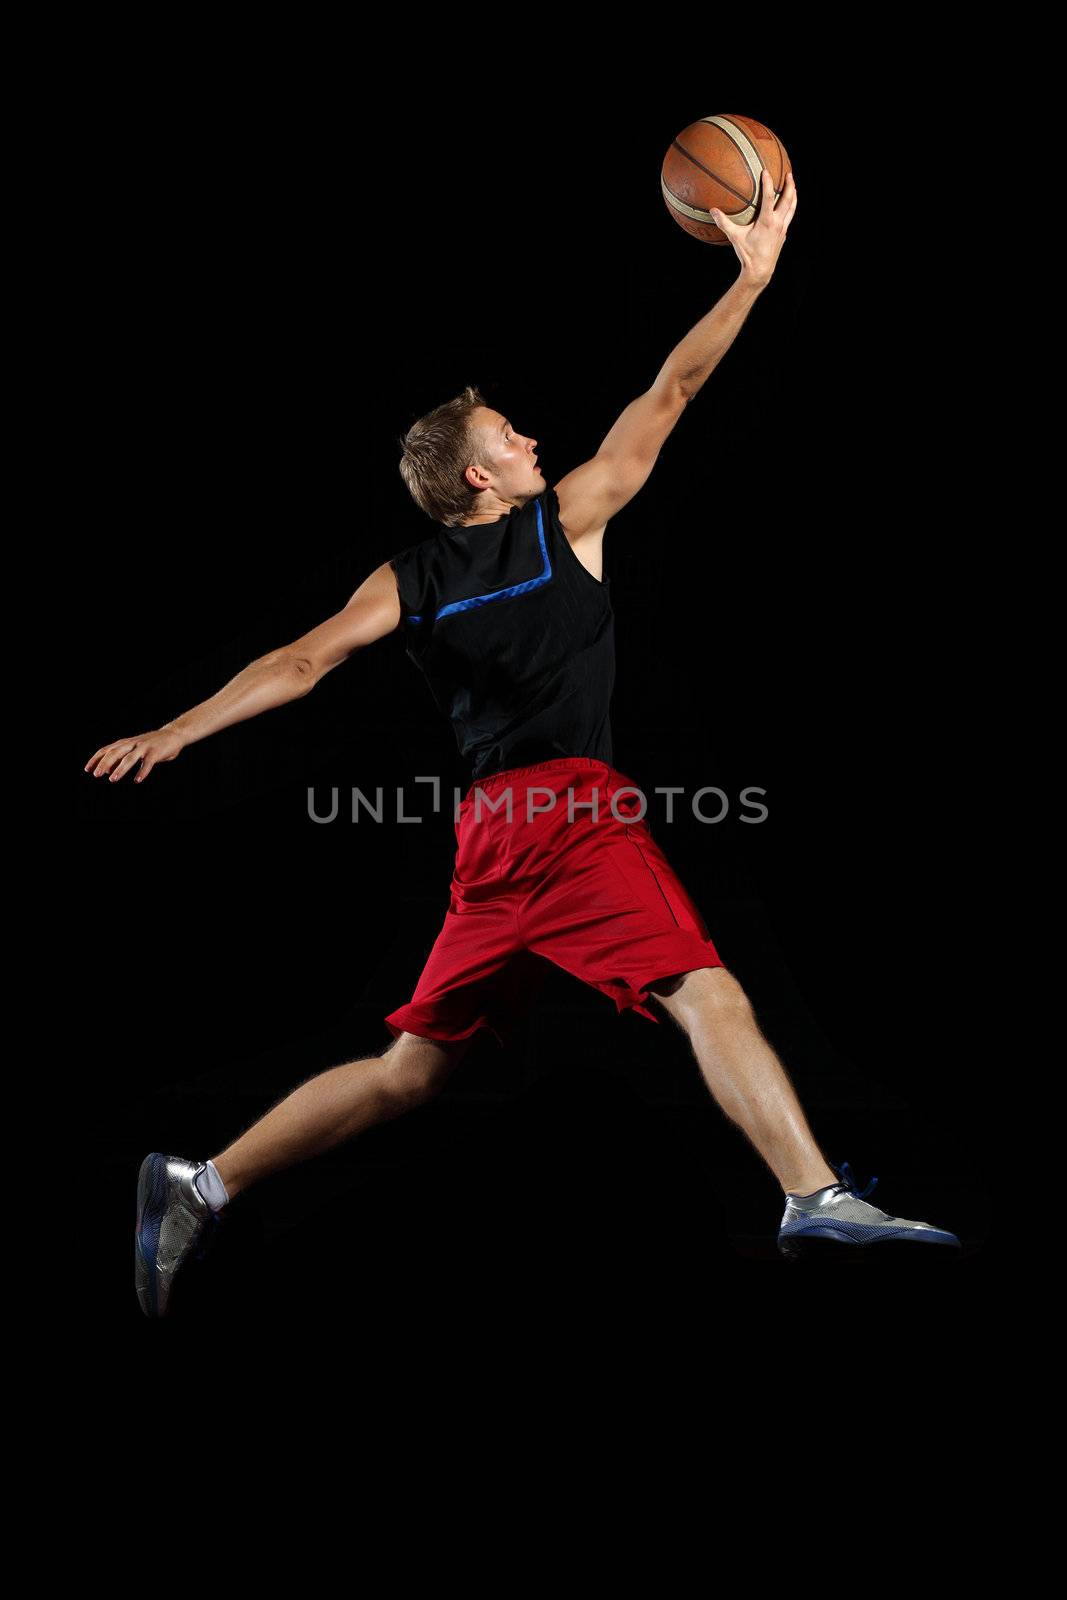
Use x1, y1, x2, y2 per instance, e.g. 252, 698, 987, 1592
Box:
781, 1166, 838, 1198
206, 1156, 242, 1204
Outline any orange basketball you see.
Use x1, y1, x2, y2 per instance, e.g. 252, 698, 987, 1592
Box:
661, 113, 792, 245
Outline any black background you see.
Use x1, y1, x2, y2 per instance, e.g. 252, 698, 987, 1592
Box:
71, 69, 994, 1348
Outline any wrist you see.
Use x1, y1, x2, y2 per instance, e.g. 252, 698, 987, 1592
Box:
737, 268, 770, 293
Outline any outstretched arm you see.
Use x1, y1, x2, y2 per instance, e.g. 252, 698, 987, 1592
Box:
554, 166, 797, 550
85, 561, 402, 784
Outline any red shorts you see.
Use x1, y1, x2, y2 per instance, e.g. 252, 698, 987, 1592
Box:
384, 757, 724, 1048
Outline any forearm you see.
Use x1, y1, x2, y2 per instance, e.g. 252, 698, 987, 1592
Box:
165, 652, 313, 747
660, 273, 766, 401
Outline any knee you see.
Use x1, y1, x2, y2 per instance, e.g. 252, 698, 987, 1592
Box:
651, 965, 753, 1022
708, 968, 752, 1013
379, 1037, 464, 1107
380, 1055, 446, 1108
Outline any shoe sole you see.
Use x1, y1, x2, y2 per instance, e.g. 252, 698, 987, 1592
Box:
135, 1153, 169, 1318
779, 1232, 962, 1263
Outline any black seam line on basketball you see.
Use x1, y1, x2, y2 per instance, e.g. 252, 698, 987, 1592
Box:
706, 114, 762, 189
722, 114, 784, 196
628, 832, 681, 928
671, 139, 755, 211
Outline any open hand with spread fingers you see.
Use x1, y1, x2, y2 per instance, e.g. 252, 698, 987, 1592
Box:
711, 166, 797, 288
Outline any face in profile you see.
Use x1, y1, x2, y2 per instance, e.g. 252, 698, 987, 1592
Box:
471, 408, 544, 502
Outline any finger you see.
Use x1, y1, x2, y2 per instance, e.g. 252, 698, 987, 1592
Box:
758, 166, 776, 223
108, 747, 141, 782
91, 748, 119, 776
99, 740, 138, 776
709, 206, 740, 236
85, 749, 105, 774
88, 746, 124, 775
136, 755, 155, 784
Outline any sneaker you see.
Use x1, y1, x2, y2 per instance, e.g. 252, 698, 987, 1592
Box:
777, 1160, 961, 1262
135, 1153, 224, 1318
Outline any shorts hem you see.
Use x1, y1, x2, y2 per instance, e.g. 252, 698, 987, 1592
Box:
615, 954, 726, 1023
384, 1013, 506, 1049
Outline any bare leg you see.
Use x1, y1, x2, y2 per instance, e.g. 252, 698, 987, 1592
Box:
209, 1031, 473, 1201
647, 967, 838, 1196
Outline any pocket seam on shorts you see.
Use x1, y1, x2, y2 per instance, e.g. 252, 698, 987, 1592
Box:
626, 831, 681, 928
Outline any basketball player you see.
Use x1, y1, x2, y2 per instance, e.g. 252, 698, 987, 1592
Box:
86, 167, 960, 1315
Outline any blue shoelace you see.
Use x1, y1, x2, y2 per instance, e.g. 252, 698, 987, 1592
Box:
829, 1160, 878, 1201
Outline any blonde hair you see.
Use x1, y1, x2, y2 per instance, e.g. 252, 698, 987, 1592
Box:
397, 384, 493, 527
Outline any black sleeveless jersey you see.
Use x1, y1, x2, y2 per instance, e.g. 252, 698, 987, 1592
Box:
389, 485, 616, 780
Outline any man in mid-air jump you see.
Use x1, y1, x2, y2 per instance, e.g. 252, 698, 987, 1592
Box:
85, 166, 960, 1316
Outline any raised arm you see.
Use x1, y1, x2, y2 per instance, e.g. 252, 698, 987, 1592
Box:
554, 165, 797, 556
84, 561, 402, 785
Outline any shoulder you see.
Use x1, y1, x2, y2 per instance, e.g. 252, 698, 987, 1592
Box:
549, 470, 610, 546
537, 485, 581, 545
390, 526, 442, 561
544, 482, 606, 583
389, 529, 445, 580
388, 531, 444, 620
542, 483, 569, 533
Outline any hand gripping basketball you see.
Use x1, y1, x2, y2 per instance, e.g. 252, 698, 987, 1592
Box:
710, 167, 797, 287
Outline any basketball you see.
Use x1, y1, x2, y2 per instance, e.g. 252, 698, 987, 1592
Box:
661, 113, 793, 245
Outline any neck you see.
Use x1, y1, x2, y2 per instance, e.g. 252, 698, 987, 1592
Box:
460, 494, 530, 528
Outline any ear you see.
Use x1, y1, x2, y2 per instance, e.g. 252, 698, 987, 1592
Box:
464, 461, 493, 491
465, 415, 497, 489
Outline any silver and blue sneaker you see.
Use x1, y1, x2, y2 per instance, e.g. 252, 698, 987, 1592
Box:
135, 1153, 223, 1318
778, 1160, 961, 1261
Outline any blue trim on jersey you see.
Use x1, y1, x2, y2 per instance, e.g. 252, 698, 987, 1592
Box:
409, 498, 551, 625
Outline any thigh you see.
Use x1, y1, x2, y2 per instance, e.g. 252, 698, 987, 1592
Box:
383, 1028, 475, 1092
519, 772, 724, 1023
384, 897, 540, 1050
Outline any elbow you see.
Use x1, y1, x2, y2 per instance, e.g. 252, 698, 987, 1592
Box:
655, 369, 693, 409
267, 651, 318, 694
288, 655, 318, 693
